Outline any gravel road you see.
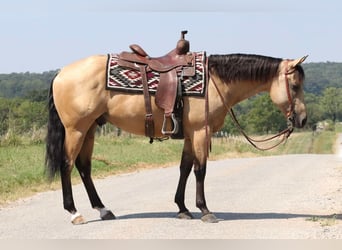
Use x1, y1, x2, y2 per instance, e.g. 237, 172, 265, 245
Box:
1, 138, 342, 238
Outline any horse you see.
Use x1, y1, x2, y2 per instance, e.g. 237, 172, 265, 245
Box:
45, 52, 308, 224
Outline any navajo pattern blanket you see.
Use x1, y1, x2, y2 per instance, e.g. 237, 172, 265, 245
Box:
106, 51, 207, 96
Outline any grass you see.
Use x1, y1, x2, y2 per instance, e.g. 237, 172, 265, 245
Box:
0, 144, 49, 203
312, 131, 337, 154
91, 137, 184, 176
0, 129, 339, 205
306, 214, 341, 227
268, 131, 336, 155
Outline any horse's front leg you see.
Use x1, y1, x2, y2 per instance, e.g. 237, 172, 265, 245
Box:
193, 130, 219, 223
175, 138, 194, 219
193, 161, 217, 223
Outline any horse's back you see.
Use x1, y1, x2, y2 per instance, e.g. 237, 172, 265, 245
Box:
56, 55, 108, 84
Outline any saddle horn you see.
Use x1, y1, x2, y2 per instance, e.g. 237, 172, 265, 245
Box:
176, 30, 190, 55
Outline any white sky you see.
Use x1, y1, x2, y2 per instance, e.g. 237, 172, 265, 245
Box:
0, 0, 341, 73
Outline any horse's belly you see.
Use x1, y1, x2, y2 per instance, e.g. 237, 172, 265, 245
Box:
106, 94, 165, 137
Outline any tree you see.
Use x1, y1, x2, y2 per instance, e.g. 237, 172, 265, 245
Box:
221, 94, 287, 135
13, 100, 47, 133
304, 93, 323, 129
0, 98, 47, 136
0, 98, 10, 135
320, 87, 342, 122
245, 94, 287, 134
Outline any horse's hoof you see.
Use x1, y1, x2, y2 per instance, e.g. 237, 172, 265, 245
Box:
201, 213, 219, 223
101, 210, 116, 220
71, 215, 87, 225
177, 211, 194, 220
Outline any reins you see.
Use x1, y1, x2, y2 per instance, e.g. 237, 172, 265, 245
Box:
210, 63, 295, 151
228, 108, 293, 151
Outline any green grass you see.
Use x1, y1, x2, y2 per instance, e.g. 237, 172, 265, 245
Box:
311, 131, 336, 154
0, 130, 338, 204
269, 131, 335, 155
306, 214, 341, 227
91, 137, 184, 175
0, 144, 47, 202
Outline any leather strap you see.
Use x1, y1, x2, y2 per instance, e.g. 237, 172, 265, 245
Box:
284, 61, 295, 118
228, 108, 292, 150
211, 75, 293, 151
204, 56, 210, 158
139, 65, 155, 141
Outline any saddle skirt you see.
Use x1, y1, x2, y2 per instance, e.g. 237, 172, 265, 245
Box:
106, 51, 207, 96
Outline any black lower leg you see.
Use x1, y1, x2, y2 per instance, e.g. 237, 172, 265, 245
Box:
194, 166, 210, 215
174, 150, 194, 214
75, 156, 105, 209
194, 163, 218, 223
61, 163, 77, 214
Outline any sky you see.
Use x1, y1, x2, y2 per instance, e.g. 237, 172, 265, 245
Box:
0, 0, 341, 73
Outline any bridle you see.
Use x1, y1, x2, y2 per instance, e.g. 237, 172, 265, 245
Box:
210, 62, 296, 151
284, 63, 296, 128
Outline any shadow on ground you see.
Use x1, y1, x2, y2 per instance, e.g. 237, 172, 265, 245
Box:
87, 211, 342, 223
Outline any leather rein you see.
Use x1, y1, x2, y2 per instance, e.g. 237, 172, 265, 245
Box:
210, 62, 295, 151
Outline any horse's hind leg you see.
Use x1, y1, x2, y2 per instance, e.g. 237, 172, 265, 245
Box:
62, 127, 88, 224
175, 138, 194, 219
75, 123, 115, 221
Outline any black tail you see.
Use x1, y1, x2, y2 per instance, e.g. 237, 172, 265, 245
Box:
45, 73, 66, 180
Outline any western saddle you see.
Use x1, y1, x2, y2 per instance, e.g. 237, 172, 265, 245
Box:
117, 31, 196, 142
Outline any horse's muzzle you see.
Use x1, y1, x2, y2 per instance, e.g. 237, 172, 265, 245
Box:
288, 112, 307, 129
298, 116, 307, 128
294, 114, 307, 128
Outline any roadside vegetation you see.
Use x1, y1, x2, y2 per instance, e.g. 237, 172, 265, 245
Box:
0, 127, 340, 205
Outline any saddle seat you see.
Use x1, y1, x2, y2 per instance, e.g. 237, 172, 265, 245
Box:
117, 31, 195, 139
120, 31, 193, 72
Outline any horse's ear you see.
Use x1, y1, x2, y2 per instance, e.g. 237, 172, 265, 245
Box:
289, 55, 308, 68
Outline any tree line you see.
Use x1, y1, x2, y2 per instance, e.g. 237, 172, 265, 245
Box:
222, 86, 342, 135
0, 63, 341, 140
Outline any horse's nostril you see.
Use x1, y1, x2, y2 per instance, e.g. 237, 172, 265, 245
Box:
301, 117, 307, 127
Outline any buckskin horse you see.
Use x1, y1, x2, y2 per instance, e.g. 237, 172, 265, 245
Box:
45, 31, 307, 224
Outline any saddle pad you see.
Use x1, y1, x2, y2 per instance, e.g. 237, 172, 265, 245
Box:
106, 51, 207, 96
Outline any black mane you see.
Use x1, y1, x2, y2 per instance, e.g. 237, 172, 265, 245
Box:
208, 54, 283, 84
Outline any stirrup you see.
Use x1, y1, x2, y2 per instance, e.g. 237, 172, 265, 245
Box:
161, 113, 179, 135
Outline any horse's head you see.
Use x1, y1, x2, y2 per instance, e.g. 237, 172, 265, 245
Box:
270, 55, 308, 128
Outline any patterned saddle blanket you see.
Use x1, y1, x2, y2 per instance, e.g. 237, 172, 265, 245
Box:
106, 51, 207, 96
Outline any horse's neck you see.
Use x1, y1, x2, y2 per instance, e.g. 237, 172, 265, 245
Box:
207, 76, 273, 133
210, 77, 272, 108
